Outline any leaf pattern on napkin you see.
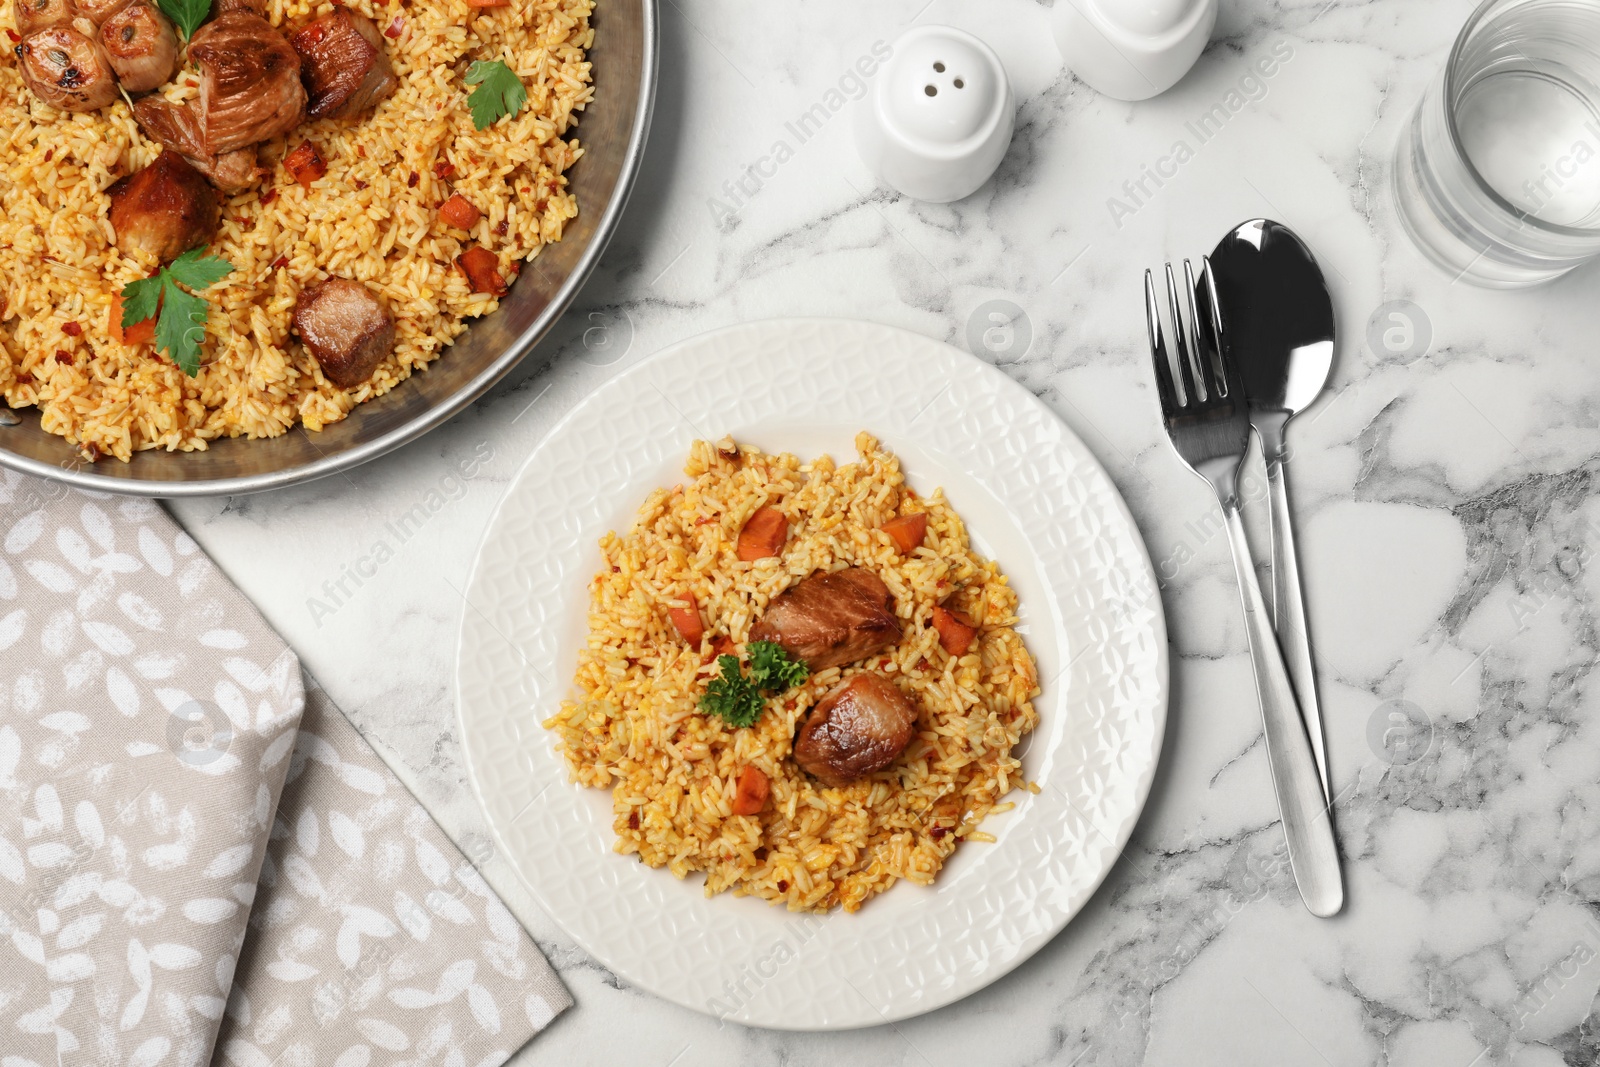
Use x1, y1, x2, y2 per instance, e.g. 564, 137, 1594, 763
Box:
0, 474, 569, 1065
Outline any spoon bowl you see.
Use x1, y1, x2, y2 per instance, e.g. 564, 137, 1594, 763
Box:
1208, 218, 1335, 417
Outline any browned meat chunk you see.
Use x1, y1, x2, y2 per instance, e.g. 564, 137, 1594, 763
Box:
107, 150, 220, 263
188, 12, 305, 154
131, 96, 205, 155
794, 673, 918, 787
18, 26, 117, 112
750, 567, 900, 672
14, 0, 75, 35
131, 97, 264, 192
99, 0, 177, 92
291, 278, 396, 388
290, 9, 397, 120
211, 0, 264, 15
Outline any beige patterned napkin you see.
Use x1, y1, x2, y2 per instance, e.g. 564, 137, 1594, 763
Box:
0, 472, 569, 1066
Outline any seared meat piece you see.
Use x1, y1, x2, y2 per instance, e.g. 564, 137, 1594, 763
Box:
188, 12, 305, 154
107, 150, 220, 263
99, 1, 177, 92
794, 673, 918, 787
291, 278, 396, 388
132, 96, 204, 154
14, 0, 76, 35
211, 0, 264, 15
18, 26, 117, 112
290, 9, 397, 120
131, 97, 264, 192
749, 567, 900, 672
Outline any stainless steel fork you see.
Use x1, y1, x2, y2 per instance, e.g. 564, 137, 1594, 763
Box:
1145, 259, 1343, 918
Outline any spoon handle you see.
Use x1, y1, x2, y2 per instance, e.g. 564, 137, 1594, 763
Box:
1261, 425, 1331, 804
1222, 501, 1343, 917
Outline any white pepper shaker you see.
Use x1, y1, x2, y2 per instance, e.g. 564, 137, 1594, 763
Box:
853, 25, 1015, 204
1052, 0, 1217, 101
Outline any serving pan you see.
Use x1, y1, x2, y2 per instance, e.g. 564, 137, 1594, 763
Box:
0, 0, 657, 497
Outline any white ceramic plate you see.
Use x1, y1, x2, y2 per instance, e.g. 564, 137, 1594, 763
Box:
455, 319, 1167, 1030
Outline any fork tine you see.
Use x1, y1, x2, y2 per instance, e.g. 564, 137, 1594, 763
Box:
1144, 269, 1179, 413
1182, 259, 1217, 401
1199, 256, 1227, 397
1164, 263, 1200, 405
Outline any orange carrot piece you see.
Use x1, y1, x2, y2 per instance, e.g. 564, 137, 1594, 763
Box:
438, 193, 482, 230
932, 606, 977, 657
456, 245, 507, 296
668, 594, 705, 646
109, 292, 156, 346
736, 506, 787, 562
730, 766, 769, 816
284, 142, 327, 191
881, 513, 928, 554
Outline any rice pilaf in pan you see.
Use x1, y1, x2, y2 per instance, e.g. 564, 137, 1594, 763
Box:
0, 0, 592, 460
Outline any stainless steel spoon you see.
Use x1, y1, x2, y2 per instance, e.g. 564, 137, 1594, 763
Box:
1207, 219, 1336, 803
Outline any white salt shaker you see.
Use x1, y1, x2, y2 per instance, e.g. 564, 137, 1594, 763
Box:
1052, 0, 1216, 101
853, 25, 1015, 204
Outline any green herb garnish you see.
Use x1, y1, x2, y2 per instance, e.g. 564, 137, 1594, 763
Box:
157, 0, 211, 40
698, 642, 808, 728
120, 247, 233, 377
465, 60, 528, 131
747, 640, 808, 693
701, 655, 765, 728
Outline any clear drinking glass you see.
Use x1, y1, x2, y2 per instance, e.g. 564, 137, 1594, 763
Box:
1393, 0, 1600, 288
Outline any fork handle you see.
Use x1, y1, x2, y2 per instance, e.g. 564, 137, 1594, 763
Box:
1223, 501, 1344, 917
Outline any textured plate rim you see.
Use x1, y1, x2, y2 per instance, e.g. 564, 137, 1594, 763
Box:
455, 317, 1168, 1030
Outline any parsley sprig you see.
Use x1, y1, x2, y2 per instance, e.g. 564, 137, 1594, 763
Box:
157, 0, 211, 40
120, 248, 233, 377
747, 641, 809, 692
699, 641, 808, 728
465, 60, 528, 131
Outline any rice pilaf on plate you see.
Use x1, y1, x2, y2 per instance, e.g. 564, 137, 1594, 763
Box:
545, 432, 1043, 913
0, 0, 592, 460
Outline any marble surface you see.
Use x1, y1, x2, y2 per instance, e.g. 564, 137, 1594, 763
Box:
166, 0, 1600, 1062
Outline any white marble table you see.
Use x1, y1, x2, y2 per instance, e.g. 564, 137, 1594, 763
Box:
171, 0, 1600, 1062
